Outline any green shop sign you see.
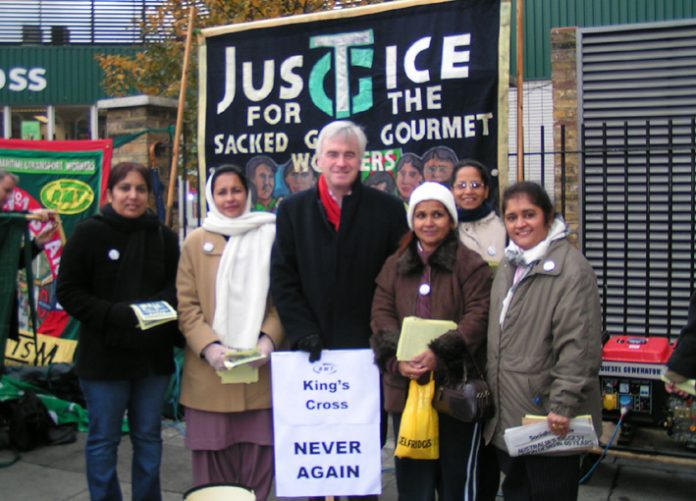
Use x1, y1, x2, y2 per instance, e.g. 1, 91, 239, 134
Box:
0, 45, 138, 105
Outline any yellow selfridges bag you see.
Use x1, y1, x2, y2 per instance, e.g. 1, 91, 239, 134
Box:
394, 374, 439, 460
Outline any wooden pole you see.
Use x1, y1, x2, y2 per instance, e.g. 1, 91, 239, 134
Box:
26, 212, 66, 245
590, 446, 696, 467
165, 6, 195, 227
516, 0, 525, 181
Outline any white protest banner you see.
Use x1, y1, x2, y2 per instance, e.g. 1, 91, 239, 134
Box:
271, 349, 381, 497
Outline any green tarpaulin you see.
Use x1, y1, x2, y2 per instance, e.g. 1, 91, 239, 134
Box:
0, 375, 89, 431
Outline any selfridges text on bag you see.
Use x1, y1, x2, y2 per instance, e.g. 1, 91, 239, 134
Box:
395, 374, 439, 460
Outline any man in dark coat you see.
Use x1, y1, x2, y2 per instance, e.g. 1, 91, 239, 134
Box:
271, 120, 408, 360
271, 121, 407, 500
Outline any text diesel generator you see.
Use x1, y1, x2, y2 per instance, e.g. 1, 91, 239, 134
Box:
600, 335, 696, 449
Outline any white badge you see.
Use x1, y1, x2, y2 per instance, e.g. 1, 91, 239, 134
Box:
203, 242, 214, 252
543, 260, 556, 271
418, 283, 431, 296
108, 249, 120, 261
487, 245, 497, 256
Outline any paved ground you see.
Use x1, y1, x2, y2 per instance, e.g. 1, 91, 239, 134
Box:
1, 420, 695, 500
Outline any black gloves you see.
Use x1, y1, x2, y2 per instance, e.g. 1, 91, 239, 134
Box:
106, 302, 138, 329
296, 334, 323, 362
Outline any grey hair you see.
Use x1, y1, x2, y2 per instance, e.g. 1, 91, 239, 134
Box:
316, 121, 367, 159
0, 168, 19, 183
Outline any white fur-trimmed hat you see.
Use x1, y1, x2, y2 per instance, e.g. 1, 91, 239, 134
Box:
407, 182, 458, 230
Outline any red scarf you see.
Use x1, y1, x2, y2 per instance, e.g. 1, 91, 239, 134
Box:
318, 175, 341, 231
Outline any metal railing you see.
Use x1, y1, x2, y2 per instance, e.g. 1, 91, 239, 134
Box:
512, 118, 696, 338
0, 0, 166, 45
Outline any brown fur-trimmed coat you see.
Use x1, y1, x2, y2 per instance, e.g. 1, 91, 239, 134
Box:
370, 232, 492, 412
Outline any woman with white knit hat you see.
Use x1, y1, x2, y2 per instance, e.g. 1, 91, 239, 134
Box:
371, 182, 493, 501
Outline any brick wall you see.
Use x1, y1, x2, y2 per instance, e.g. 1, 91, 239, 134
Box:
551, 27, 580, 246
104, 103, 175, 168
99, 96, 177, 224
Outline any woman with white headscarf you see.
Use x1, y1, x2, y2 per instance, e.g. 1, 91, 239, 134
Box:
176, 165, 284, 498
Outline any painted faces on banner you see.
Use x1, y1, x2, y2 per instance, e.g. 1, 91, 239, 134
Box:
364, 171, 396, 196
203, 0, 502, 203
246, 155, 279, 212
395, 153, 423, 203
422, 145, 458, 185
284, 164, 317, 194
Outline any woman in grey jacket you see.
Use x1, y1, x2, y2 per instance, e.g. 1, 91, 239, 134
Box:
485, 181, 602, 500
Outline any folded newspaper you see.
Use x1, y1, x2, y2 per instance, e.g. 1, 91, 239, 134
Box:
504, 415, 598, 457
130, 301, 177, 330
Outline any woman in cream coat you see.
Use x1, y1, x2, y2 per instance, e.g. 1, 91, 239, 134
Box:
451, 159, 506, 266
177, 165, 284, 498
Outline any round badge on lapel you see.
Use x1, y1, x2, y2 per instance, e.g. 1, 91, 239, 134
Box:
543, 260, 556, 272
108, 249, 120, 261
487, 245, 497, 257
418, 283, 431, 296
203, 242, 214, 253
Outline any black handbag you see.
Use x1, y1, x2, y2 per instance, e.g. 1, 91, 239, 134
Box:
432, 359, 493, 423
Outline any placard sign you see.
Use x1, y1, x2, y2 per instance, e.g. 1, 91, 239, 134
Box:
271, 349, 381, 497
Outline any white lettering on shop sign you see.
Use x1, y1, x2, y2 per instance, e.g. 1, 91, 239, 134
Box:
0, 67, 47, 92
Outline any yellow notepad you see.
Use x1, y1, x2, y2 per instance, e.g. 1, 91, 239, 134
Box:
217, 365, 259, 384
396, 316, 457, 361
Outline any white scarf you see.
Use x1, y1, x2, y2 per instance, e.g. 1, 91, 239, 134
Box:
202, 175, 276, 349
498, 217, 568, 325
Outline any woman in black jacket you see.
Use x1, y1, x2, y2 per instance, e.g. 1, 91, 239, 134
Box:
57, 162, 180, 501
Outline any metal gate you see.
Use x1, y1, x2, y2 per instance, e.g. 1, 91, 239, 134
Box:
581, 118, 696, 338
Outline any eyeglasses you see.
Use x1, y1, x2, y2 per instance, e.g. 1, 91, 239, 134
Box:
453, 181, 484, 190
